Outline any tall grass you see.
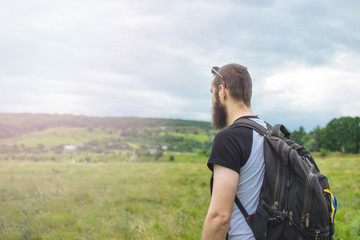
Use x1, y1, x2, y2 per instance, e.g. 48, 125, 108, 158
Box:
0, 153, 358, 239
313, 153, 360, 239
0, 160, 209, 239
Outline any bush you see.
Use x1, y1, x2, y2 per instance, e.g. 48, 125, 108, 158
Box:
199, 149, 210, 157
320, 148, 328, 157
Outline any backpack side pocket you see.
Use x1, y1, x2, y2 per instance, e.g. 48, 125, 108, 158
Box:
253, 200, 286, 240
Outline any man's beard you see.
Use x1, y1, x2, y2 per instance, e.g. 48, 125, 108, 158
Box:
211, 94, 227, 130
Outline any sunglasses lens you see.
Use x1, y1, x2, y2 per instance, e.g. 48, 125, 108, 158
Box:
211, 66, 220, 75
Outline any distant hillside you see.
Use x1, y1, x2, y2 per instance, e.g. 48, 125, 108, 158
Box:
0, 113, 213, 139
0, 113, 215, 156
1, 114, 359, 157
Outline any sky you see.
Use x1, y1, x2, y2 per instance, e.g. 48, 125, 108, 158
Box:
0, 0, 359, 131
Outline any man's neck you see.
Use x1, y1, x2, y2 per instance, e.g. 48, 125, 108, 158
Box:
226, 104, 255, 127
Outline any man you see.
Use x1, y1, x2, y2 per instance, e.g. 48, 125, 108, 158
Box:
202, 64, 267, 240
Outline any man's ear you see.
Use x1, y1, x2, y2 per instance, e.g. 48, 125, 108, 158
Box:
218, 84, 226, 98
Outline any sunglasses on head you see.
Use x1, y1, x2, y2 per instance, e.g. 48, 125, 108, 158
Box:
211, 66, 226, 87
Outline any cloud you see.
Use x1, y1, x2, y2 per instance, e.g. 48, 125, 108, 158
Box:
264, 67, 359, 110
0, 0, 359, 131
255, 51, 360, 130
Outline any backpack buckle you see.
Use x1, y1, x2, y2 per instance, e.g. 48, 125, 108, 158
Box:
268, 211, 287, 225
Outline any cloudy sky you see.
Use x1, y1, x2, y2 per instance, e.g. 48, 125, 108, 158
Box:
0, 0, 359, 131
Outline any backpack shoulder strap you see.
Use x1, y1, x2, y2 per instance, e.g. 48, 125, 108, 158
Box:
234, 195, 254, 229
231, 118, 269, 233
233, 118, 270, 135
234, 118, 292, 139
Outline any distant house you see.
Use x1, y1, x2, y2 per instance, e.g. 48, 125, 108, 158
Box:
64, 145, 77, 151
149, 148, 157, 155
63, 144, 84, 162
148, 145, 168, 156
63, 144, 85, 151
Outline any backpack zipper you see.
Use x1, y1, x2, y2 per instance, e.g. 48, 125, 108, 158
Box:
308, 227, 330, 239
287, 150, 296, 224
289, 211, 294, 226
274, 140, 285, 204
262, 200, 283, 215
286, 149, 298, 227
301, 172, 315, 230
315, 229, 320, 240
306, 175, 319, 228
302, 155, 313, 167
279, 146, 291, 209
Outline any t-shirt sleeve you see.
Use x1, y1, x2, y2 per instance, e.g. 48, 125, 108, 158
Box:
207, 127, 252, 174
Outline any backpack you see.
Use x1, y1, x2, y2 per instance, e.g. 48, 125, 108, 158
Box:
231, 118, 338, 240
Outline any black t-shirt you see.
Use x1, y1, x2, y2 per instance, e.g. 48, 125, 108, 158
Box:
207, 116, 257, 174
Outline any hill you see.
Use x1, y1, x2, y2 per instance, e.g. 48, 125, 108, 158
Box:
0, 113, 215, 160
1, 113, 359, 160
0, 113, 213, 138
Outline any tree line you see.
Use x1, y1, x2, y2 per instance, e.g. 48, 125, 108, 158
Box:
291, 116, 360, 153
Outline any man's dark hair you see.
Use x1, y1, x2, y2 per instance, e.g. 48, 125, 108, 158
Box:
213, 63, 252, 107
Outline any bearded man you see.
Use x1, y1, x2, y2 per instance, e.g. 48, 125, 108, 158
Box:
202, 64, 267, 240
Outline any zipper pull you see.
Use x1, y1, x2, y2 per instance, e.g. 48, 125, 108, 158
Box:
315, 229, 320, 240
305, 213, 310, 228
302, 155, 313, 167
289, 211, 293, 226
272, 201, 279, 210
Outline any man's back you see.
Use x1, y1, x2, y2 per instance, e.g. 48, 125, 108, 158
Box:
208, 117, 266, 239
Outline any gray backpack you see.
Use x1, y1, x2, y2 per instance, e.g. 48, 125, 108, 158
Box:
232, 118, 338, 240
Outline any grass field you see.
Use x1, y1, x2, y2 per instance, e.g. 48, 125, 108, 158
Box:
0, 153, 358, 240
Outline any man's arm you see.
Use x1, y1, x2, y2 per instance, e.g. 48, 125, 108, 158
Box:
202, 164, 239, 240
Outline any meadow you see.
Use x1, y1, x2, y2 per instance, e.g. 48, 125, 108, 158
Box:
0, 152, 359, 240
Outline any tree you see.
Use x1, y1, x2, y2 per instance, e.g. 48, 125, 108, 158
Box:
312, 126, 324, 151
322, 117, 360, 153
291, 126, 306, 146
303, 126, 324, 152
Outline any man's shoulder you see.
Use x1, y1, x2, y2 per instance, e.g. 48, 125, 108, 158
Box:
208, 119, 258, 172
214, 123, 253, 140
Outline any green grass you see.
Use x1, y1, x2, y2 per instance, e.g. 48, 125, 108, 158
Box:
0, 153, 358, 239
0, 160, 210, 240
313, 153, 360, 239
166, 132, 213, 143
